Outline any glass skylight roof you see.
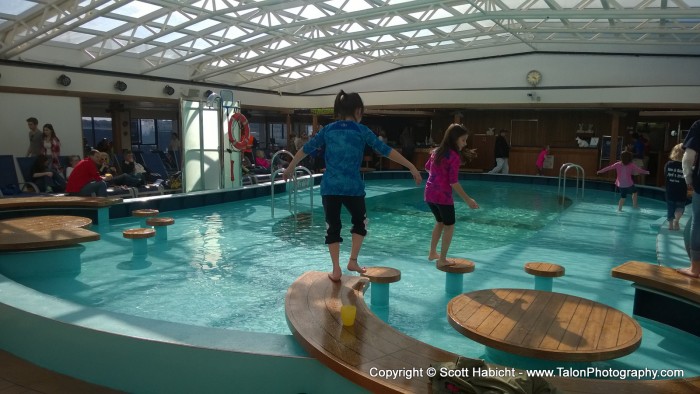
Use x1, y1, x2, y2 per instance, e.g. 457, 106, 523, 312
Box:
1, 0, 699, 92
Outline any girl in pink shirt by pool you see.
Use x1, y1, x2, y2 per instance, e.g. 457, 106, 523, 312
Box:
597, 150, 649, 211
424, 124, 479, 268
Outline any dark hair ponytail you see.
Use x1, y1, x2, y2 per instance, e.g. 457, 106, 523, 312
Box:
334, 90, 364, 120
433, 124, 468, 164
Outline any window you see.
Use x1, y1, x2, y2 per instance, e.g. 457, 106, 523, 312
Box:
131, 118, 177, 152
82, 116, 112, 153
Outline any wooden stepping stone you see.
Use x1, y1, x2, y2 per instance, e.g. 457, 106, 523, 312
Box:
146, 217, 174, 242
123, 228, 155, 256
436, 258, 475, 294
524, 262, 565, 291
361, 267, 401, 306
132, 209, 159, 227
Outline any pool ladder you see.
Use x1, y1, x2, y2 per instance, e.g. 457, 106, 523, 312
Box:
270, 150, 313, 218
557, 163, 585, 204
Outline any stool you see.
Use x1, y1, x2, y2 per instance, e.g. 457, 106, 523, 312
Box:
123, 228, 155, 256
132, 209, 159, 227
360, 267, 401, 307
146, 217, 174, 242
436, 258, 475, 294
524, 262, 565, 292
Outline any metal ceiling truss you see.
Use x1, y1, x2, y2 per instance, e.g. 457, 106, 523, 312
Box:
1, 0, 698, 92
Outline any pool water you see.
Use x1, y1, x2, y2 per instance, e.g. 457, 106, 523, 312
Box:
15, 179, 700, 377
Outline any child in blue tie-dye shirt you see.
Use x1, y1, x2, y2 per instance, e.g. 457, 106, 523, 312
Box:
283, 90, 422, 282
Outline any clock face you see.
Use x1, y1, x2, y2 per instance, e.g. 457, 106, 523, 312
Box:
526, 70, 541, 86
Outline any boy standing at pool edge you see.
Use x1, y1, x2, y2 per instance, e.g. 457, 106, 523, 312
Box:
425, 124, 480, 268
283, 90, 422, 282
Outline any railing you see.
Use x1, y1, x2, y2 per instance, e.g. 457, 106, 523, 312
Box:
557, 162, 585, 204
270, 150, 314, 218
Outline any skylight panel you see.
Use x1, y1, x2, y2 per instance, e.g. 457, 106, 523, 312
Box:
81, 17, 126, 32
125, 26, 157, 40
52, 31, 95, 45
212, 44, 235, 53
425, 8, 453, 21
299, 5, 327, 20
408, 11, 429, 21
437, 24, 457, 34
414, 29, 435, 38
384, 16, 407, 27
153, 11, 192, 28
126, 44, 155, 54
556, 0, 584, 8
112, 1, 161, 18
242, 33, 265, 43
4, 0, 35, 16
525, 0, 553, 10
346, 22, 366, 33
310, 48, 333, 60
188, 19, 220, 32
453, 23, 476, 33
154, 32, 186, 43
223, 26, 248, 40
339, 56, 359, 65
340, 0, 373, 13
186, 38, 214, 50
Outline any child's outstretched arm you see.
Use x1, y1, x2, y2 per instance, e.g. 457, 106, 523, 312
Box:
452, 182, 479, 209
282, 149, 308, 181
386, 149, 422, 185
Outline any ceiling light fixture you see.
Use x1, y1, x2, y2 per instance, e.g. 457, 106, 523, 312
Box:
114, 80, 127, 91
57, 74, 71, 87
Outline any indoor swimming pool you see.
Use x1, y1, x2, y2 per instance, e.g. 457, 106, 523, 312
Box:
8, 178, 700, 379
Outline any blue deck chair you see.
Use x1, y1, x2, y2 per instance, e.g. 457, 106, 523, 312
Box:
0, 155, 39, 197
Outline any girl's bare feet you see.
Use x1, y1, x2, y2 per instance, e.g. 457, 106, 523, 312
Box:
347, 257, 366, 274
428, 251, 439, 261
436, 258, 455, 268
676, 267, 700, 278
328, 272, 341, 282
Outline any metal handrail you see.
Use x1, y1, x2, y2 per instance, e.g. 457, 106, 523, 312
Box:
270, 150, 314, 217
558, 162, 585, 204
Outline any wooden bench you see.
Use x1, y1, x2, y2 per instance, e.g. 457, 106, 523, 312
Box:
0, 196, 121, 225
524, 262, 565, 291
612, 261, 700, 336
286, 271, 700, 394
360, 266, 401, 306
0, 215, 98, 251
436, 258, 475, 294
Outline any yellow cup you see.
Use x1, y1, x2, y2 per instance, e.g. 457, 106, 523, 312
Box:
340, 305, 357, 326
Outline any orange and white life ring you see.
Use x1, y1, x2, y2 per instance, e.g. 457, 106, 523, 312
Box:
228, 112, 250, 151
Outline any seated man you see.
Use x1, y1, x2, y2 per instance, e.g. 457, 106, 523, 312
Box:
66, 149, 110, 196
119, 150, 148, 187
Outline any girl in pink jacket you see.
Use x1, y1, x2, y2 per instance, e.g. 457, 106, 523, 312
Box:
597, 150, 649, 211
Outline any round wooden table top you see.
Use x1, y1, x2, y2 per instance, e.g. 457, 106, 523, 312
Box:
436, 258, 475, 274
123, 228, 156, 239
146, 217, 175, 226
447, 288, 642, 362
132, 209, 159, 217
524, 262, 565, 277
360, 266, 401, 283
0, 215, 92, 231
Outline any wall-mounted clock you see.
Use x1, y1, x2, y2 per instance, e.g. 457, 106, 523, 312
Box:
526, 70, 542, 87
